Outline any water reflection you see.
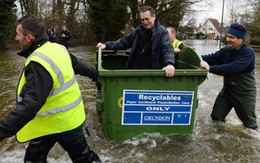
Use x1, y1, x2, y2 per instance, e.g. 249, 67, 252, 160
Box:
0, 40, 259, 162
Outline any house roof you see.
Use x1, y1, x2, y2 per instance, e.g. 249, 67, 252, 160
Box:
209, 18, 222, 33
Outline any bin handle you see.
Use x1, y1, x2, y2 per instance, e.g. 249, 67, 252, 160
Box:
98, 47, 102, 71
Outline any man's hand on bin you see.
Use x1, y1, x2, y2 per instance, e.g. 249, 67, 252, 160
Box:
163, 64, 175, 77
96, 43, 106, 49
200, 61, 210, 71
174, 48, 180, 53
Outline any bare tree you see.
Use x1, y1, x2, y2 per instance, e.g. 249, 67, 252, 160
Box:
128, 0, 208, 28
226, 0, 243, 24
13, 0, 212, 45
246, 0, 260, 36
19, 0, 39, 15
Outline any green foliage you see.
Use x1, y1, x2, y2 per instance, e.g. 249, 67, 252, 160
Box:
247, 22, 260, 38
87, 0, 129, 42
0, 0, 17, 48
251, 37, 260, 45
221, 35, 227, 45
195, 32, 205, 39
240, 1, 260, 41
156, 0, 187, 28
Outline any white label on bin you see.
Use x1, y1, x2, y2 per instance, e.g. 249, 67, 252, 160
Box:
122, 90, 194, 125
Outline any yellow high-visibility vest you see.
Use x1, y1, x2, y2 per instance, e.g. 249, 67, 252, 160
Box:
172, 39, 186, 48
16, 42, 85, 142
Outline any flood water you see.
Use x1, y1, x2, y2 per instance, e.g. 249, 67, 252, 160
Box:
0, 40, 259, 162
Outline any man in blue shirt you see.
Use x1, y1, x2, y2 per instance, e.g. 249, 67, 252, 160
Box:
200, 23, 257, 129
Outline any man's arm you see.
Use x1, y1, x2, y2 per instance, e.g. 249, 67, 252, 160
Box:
161, 28, 175, 77
67, 30, 72, 39
201, 47, 255, 76
97, 28, 138, 50
161, 28, 175, 66
178, 43, 185, 50
69, 53, 98, 81
0, 62, 53, 141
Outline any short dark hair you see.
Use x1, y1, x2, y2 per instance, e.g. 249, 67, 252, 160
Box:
17, 15, 46, 38
140, 6, 156, 17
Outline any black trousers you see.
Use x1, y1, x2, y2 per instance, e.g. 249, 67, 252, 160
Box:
211, 88, 257, 129
24, 125, 100, 163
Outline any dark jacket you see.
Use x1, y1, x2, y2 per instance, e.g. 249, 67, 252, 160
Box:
202, 42, 256, 91
105, 20, 175, 69
0, 36, 97, 141
60, 29, 71, 48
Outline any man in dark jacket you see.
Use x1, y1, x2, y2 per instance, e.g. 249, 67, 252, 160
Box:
96, 5, 175, 77
0, 15, 100, 163
60, 24, 71, 49
200, 23, 257, 129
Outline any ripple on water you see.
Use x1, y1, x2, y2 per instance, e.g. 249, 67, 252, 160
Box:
0, 43, 260, 162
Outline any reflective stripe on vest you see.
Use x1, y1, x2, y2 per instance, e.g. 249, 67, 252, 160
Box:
172, 39, 185, 48
24, 51, 79, 117
28, 52, 76, 97
16, 42, 85, 142
37, 96, 82, 117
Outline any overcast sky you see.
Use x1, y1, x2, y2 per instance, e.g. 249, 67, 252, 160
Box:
196, 0, 247, 25
196, 0, 225, 25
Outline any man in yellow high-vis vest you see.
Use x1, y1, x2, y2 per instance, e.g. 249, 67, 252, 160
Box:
167, 27, 186, 54
0, 15, 100, 163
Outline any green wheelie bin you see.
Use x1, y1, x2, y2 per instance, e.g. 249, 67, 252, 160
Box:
96, 47, 207, 142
